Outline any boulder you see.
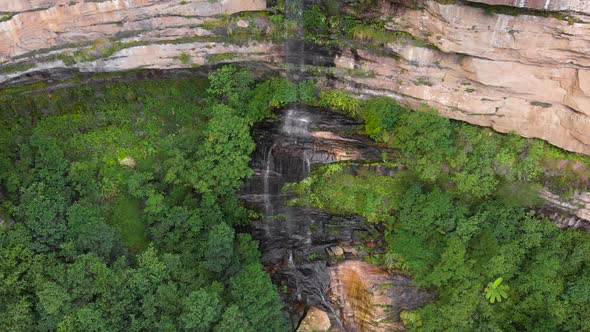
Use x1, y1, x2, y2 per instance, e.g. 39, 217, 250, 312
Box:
297, 306, 331, 332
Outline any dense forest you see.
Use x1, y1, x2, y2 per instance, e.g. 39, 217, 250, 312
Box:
289, 93, 590, 331
1, 64, 590, 331
0, 66, 317, 331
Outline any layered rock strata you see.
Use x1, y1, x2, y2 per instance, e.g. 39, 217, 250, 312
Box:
334, 0, 590, 155
1, 0, 590, 155
0, 0, 274, 85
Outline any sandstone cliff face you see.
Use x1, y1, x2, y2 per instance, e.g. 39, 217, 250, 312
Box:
334, 0, 590, 155
0, 0, 266, 60
0, 0, 273, 86
2, 0, 590, 156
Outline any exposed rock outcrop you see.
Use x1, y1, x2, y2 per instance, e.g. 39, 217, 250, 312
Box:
2, 0, 590, 156
539, 189, 590, 230
0, 0, 265, 61
329, 260, 432, 332
297, 306, 332, 332
334, 0, 590, 155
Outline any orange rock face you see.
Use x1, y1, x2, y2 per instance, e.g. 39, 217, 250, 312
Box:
329, 260, 431, 332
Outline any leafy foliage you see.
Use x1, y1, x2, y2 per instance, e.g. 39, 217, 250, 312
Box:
289, 90, 590, 331
485, 277, 510, 303
291, 164, 590, 331
331, 96, 555, 201
0, 67, 290, 331
318, 89, 360, 117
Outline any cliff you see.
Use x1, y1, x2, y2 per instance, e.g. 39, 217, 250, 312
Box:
334, 0, 590, 155
0, 0, 275, 85
1, 0, 590, 155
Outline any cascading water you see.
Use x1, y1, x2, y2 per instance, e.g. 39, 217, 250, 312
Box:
240, 2, 389, 329
282, 110, 311, 137
284, 0, 305, 77
263, 144, 276, 219
239, 106, 384, 330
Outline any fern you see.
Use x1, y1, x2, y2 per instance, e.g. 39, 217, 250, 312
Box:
485, 277, 510, 303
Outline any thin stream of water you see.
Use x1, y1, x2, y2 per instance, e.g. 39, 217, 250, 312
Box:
240, 106, 383, 330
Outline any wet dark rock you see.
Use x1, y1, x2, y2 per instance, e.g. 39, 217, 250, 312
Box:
240, 106, 430, 331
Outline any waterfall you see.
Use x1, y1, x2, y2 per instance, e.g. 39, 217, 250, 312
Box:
263, 144, 275, 219
282, 109, 311, 137
303, 150, 311, 177
544, 0, 552, 9
239, 105, 384, 331
284, 0, 305, 77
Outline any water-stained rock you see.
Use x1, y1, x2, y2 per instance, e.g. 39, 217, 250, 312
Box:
329, 260, 432, 332
240, 106, 385, 330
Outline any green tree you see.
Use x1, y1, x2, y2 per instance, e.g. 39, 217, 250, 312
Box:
18, 182, 68, 252
205, 222, 235, 273
215, 305, 253, 332
66, 202, 121, 260
181, 288, 223, 330
191, 105, 255, 197
393, 107, 455, 181
207, 65, 254, 115
57, 306, 107, 332
36, 281, 73, 330
229, 264, 288, 332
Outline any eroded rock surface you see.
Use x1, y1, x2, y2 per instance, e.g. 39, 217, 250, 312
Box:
329, 260, 432, 332
0, 0, 265, 61
539, 189, 590, 230
2, 0, 590, 156
297, 306, 332, 332
334, 0, 590, 155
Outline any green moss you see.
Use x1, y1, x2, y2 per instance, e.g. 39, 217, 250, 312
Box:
178, 52, 191, 64
0, 13, 14, 22
530, 101, 552, 108
207, 52, 238, 63
0, 62, 35, 75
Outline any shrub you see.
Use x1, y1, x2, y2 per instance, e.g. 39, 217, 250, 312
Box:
318, 89, 360, 117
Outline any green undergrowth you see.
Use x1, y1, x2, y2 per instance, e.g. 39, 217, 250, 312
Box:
286, 163, 410, 223
0, 62, 36, 75
110, 196, 145, 252
316, 89, 590, 199
289, 163, 590, 331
